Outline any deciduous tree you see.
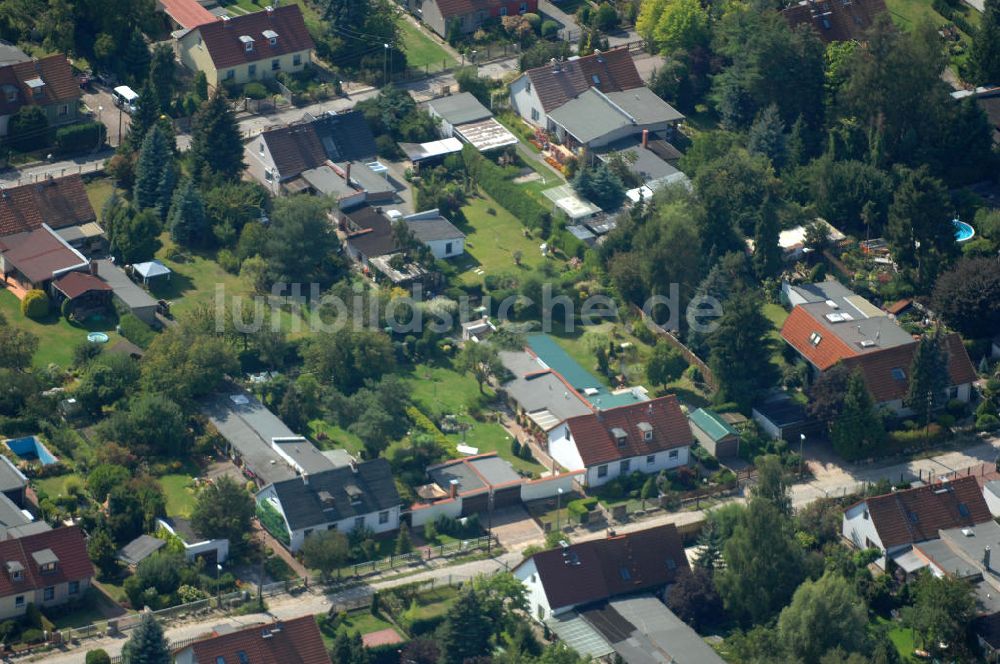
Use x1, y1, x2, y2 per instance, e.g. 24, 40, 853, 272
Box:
932, 257, 1000, 339
646, 341, 687, 389
457, 342, 502, 394
191, 476, 255, 551
301, 529, 350, 581
666, 567, 723, 631
777, 572, 868, 662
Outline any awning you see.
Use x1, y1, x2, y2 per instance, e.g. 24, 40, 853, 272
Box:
398, 137, 464, 163
891, 548, 929, 574
527, 409, 561, 431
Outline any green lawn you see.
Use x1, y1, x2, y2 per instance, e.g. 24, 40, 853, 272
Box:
400, 19, 455, 70
456, 193, 553, 286
404, 362, 543, 474
308, 419, 365, 457
317, 611, 398, 649
85, 177, 115, 216
875, 616, 919, 662
46, 588, 124, 629
158, 474, 198, 519
0, 289, 122, 368
153, 236, 308, 334
34, 474, 85, 499
763, 302, 790, 372
885, 0, 980, 69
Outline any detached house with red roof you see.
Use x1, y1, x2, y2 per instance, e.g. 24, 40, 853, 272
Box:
0, 54, 82, 137
547, 396, 694, 488
176, 5, 314, 88
173, 615, 331, 664
780, 281, 976, 415
0, 525, 92, 620
410, 0, 538, 39
842, 475, 993, 572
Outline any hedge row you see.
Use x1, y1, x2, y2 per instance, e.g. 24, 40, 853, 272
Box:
55, 122, 106, 154
406, 406, 451, 450
461, 145, 551, 231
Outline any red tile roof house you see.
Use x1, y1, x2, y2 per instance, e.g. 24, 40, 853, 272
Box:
175, 5, 315, 89
513, 524, 688, 620
0, 526, 93, 620
779, 282, 977, 416
0, 54, 82, 138
781, 0, 888, 44
508, 48, 684, 152
546, 396, 694, 488
842, 475, 992, 571
173, 615, 332, 664
409, 0, 539, 39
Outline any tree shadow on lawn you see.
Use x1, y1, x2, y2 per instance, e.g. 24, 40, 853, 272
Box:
148, 270, 196, 302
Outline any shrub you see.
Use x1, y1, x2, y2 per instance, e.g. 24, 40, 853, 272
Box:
887, 423, 948, 449
217, 248, 241, 274
21, 628, 45, 644
119, 314, 156, 348
8, 106, 50, 152
406, 406, 450, 450
978, 414, 1000, 431
945, 399, 968, 418
243, 82, 269, 100
21, 289, 49, 319
86, 650, 112, 664
566, 497, 597, 522
541, 19, 559, 37
55, 122, 106, 154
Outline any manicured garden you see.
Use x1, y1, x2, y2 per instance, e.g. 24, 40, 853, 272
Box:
0, 289, 121, 368
456, 194, 553, 286
400, 19, 456, 69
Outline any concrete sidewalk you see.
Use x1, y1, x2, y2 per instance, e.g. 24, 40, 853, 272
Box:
0, 150, 112, 185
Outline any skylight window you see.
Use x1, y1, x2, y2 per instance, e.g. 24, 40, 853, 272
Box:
809, 332, 822, 346
959, 503, 970, 517
891, 368, 906, 381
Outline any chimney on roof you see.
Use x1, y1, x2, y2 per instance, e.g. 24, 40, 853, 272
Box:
449, 479, 459, 499
349, 460, 358, 473
641, 129, 649, 149
222, 14, 231, 24
986, 546, 992, 570
301, 473, 309, 486
345, 162, 352, 183
266, 5, 274, 13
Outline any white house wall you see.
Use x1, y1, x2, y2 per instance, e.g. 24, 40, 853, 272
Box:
842, 502, 884, 552
520, 472, 581, 502
287, 505, 401, 552
548, 424, 585, 473
510, 76, 545, 128
985, 486, 1000, 518
424, 237, 465, 259
584, 447, 689, 488
514, 557, 566, 621
410, 496, 463, 527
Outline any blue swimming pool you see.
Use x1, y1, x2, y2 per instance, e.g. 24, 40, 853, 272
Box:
5, 436, 58, 465
954, 219, 975, 243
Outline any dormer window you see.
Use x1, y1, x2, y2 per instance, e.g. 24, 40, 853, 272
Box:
25, 77, 45, 99
5, 561, 23, 582
240, 35, 255, 52
262, 29, 278, 46
637, 421, 653, 442
612, 427, 627, 448
346, 485, 364, 505
31, 549, 58, 575
3, 86, 16, 103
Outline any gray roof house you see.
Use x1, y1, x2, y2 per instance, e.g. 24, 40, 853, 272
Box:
256, 459, 402, 552
404, 209, 466, 260
203, 388, 340, 487
117, 534, 165, 569
498, 350, 594, 432
509, 48, 684, 151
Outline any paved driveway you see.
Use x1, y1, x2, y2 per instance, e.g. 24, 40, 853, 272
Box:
489, 506, 544, 551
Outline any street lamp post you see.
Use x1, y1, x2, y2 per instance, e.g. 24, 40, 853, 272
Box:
216, 563, 223, 608
487, 489, 494, 556
383, 43, 391, 84
799, 433, 805, 478
96, 106, 103, 151
556, 487, 564, 533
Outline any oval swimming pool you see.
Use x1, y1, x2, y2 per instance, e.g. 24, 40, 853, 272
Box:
87, 332, 109, 344
954, 219, 975, 243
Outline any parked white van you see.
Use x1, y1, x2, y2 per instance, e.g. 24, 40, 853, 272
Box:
112, 85, 139, 114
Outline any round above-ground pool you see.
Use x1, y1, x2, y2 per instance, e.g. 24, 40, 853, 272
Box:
954, 219, 975, 243
87, 331, 109, 343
